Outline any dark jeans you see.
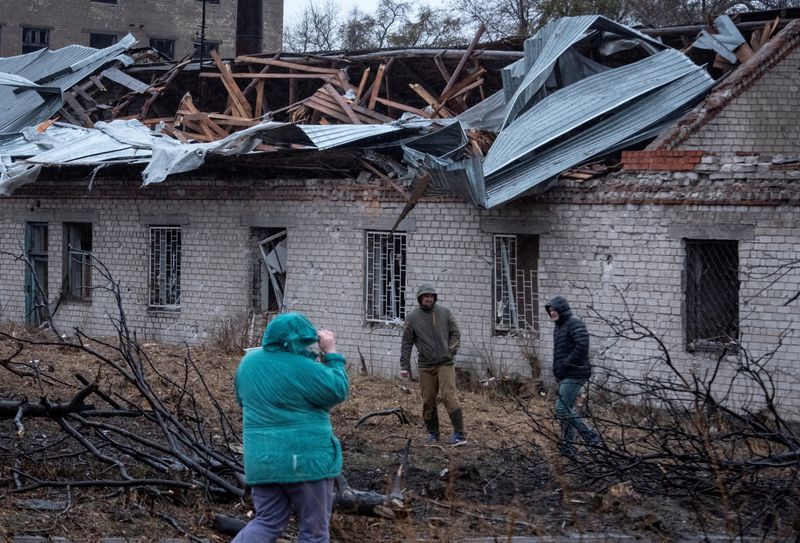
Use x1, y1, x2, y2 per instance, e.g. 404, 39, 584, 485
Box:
232, 478, 334, 543
554, 377, 598, 454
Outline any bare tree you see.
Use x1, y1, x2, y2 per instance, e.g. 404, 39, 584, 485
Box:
283, 0, 342, 52
455, 0, 541, 40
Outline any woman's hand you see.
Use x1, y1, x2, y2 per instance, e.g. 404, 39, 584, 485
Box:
318, 329, 336, 355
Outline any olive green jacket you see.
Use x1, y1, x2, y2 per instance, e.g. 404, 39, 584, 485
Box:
400, 303, 460, 371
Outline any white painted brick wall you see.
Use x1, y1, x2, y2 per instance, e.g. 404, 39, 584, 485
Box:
1, 176, 798, 419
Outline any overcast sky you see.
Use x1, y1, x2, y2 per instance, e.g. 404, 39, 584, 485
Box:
282, 0, 445, 27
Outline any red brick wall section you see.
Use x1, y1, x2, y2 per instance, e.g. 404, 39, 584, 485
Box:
621, 150, 706, 171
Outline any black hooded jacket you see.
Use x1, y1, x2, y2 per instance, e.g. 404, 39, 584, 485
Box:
545, 296, 591, 381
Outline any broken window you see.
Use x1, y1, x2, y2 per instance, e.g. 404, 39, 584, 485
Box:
24, 222, 49, 325
252, 228, 287, 313
62, 223, 92, 300
685, 239, 739, 351
89, 33, 117, 49
493, 234, 539, 335
365, 231, 406, 323
149, 38, 176, 59
22, 28, 49, 53
149, 226, 181, 310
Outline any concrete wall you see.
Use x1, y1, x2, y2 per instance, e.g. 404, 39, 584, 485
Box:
0, 0, 282, 58
1, 158, 799, 419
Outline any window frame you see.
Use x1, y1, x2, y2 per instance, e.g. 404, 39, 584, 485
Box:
89, 32, 117, 49
492, 234, 540, 336
22, 27, 49, 53
364, 230, 407, 323
148, 226, 182, 310
149, 37, 176, 60
684, 239, 740, 352
62, 222, 93, 301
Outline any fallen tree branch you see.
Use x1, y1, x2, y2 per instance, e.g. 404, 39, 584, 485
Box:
356, 408, 410, 427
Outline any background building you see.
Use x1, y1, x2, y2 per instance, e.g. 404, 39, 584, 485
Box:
0, 0, 282, 58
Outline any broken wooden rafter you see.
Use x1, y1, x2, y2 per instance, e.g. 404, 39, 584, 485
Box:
235, 56, 342, 75
323, 83, 361, 124
368, 63, 387, 110
439, 23, 486, 100
374, 96, 430, 118
408, 83, 452, 118
360, 160, 411, 200
209, 49, 252, 119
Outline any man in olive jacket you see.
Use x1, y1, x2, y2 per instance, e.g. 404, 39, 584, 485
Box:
400, 284, 466, 446
545, 295, 599, 458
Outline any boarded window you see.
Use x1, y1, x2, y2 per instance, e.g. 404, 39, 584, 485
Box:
22, 28, 49, 53
493, 234, 539, 335
149, 226, 181, 309
365, 231, 406, 322
62, 223, 92, 300
685, 239, 739, 350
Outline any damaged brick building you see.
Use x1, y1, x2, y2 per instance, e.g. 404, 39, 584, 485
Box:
1, 12, 798, 419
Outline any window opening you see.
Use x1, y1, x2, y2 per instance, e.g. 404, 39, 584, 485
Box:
365, 231, 406, 322
149, 226, 181, 309
89, 33, 117, 48
493, 234, 539, 335
251, 228, 287, 313
22, 28, 49, 53
24, 222, 49, 325
685, 239, 739, 351
62, 223, 92, 300
149, 38, 175, 59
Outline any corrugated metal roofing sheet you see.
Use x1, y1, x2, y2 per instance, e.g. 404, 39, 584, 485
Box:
483, 49, 703, 176
484, 69, 715, 207
299, 124, 402, 149
0, 35, 135, 136
501, 16, 666, 128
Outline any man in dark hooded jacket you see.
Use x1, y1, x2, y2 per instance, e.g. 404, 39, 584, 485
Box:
400, 284, 466, 446
545, 295, 599, 457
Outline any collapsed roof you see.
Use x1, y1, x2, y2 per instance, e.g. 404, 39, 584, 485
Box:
0, 13, 795, 207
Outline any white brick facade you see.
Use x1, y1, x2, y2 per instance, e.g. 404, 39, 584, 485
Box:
2, 162, 799, 419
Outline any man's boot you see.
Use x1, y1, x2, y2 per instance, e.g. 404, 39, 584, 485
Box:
424, 409, 440, 444
445, 409, 467, 446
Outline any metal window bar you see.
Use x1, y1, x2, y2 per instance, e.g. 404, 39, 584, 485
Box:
365, 231, 406, 322
685, 239, 739, 349
494, 235, 538, 332
149, 227, 181, 309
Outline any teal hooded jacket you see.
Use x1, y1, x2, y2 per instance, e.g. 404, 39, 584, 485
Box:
234, 313, 349, 485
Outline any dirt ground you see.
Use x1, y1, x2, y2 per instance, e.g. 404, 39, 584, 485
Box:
0, 324, 786, 542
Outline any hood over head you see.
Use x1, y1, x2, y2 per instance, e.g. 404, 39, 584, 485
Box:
261, 312, 319, 358
416, 284, 438, 304
545, 296, 572, 319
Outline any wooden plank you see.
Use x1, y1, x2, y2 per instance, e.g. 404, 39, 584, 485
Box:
349, 103, 395, 123
409, 83, 451, 118
305, 96, 354, 124
355, 68, 370, 102
433, 55, 451, 83
254, 80, 264, 118
323, 83, 361, 124
368, 63, 386, 110
200, 72, 335, 81
360, 160, 411, 200
62, 92, 93, 127
439, 23, 485, 100
234, 56, 342, 74
374, 96, 430, 118
209, 49, 252, 118
439, 67, 486, 103
89, 75, 107, 92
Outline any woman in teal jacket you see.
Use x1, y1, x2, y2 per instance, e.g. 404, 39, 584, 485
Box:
233, 312, 349, 543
